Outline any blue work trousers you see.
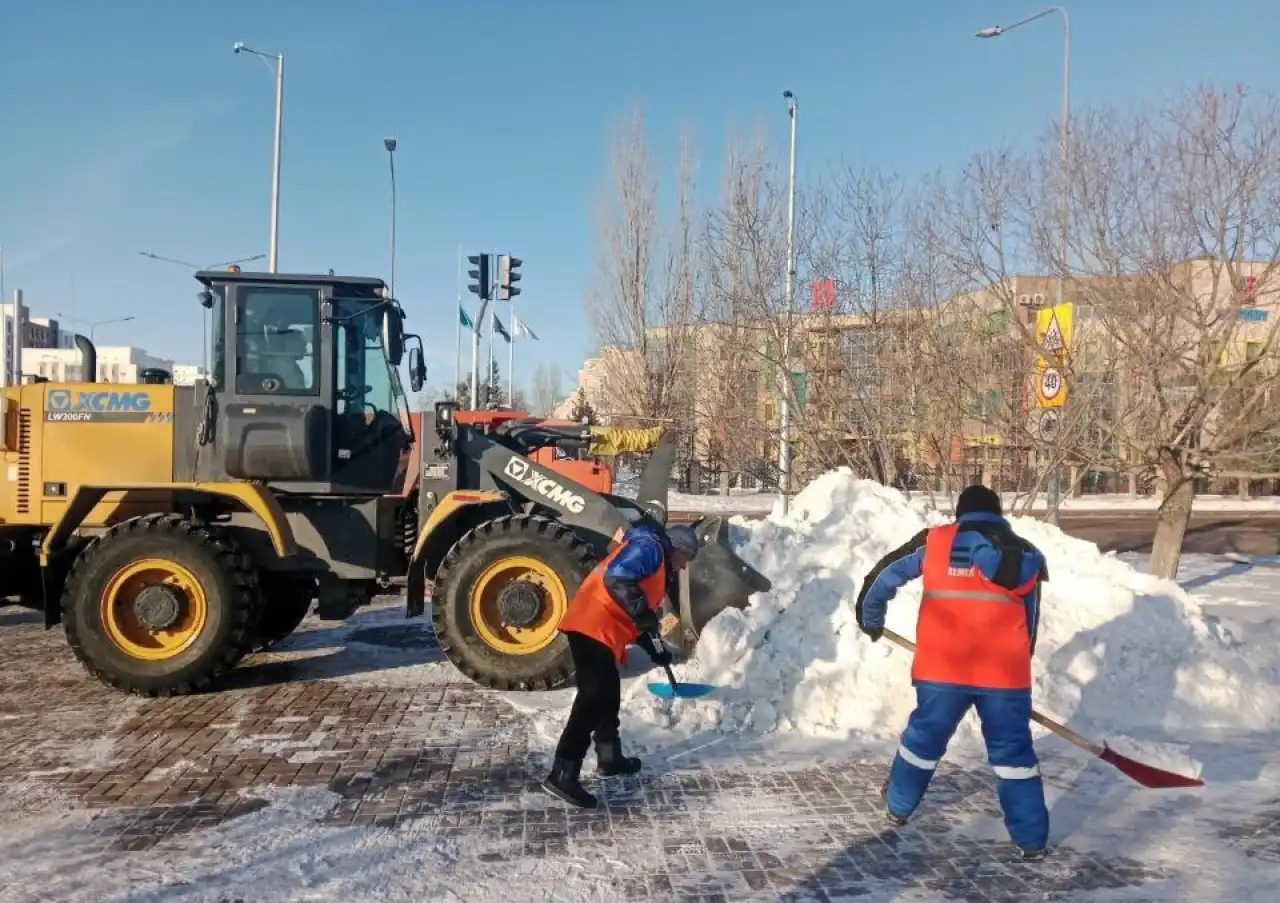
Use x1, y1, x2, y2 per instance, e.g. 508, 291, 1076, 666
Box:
885, 685, 1049, 850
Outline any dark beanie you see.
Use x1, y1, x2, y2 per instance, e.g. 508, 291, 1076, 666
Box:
956, 484, 1002, 517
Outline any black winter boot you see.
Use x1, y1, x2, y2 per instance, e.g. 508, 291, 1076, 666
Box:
881, 777, 908, 827
595, 738, 642, 776
541, 757, 597, 809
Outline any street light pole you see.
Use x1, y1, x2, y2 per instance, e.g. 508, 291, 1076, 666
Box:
234, 42, 285, 273
976, 6, 1071, 522
384, 138, 397, 297
778, 90, 799, 514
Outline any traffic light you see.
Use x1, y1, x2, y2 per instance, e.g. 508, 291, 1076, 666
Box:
467, 253, 492, 300
497, 254, 522, 301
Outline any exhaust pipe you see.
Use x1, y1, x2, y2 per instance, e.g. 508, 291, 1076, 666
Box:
74, 335, 97, 383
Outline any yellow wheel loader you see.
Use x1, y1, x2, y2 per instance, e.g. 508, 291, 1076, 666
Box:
403, 403, 772, 690
0, 269, 769, 697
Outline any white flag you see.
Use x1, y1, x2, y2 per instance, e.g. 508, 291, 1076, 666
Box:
511, 313, 540, 341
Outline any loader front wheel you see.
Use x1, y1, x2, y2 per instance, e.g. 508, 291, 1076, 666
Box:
250, 574, 316, 652
62, 514, 261, 697
432, 515, 594, 691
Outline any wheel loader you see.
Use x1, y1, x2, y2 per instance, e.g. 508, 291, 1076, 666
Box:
0, 268, 770, 697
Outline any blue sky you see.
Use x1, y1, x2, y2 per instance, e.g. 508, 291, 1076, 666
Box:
3, 0, 1280, 399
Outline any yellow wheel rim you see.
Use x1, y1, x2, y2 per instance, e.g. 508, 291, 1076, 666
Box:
99, 558, 209, 662
468, 555, 567, 655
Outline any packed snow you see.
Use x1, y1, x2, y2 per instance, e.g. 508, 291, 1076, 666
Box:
615, 470, 1280, 751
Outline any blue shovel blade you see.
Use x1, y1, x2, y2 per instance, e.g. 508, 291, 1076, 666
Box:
647, 680, 717, 699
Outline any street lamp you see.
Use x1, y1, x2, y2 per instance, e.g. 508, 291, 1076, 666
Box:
138, 251, 265, 270
778, 90, 799, 515
56, 314, 136, 343
975, 6, 1070, 307
234, 41, 285, 274
976, 6, 1071, 523
384, 137, 397, 297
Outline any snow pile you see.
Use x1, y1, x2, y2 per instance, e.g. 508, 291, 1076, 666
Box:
627, 469, 1280, 744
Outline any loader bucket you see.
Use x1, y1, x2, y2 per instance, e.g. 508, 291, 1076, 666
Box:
634, 434, 679, 524
683, 515, 771, 635
631, 434, 770, 641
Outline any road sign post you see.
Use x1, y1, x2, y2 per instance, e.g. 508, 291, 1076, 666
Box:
1032, 302, 1074, 523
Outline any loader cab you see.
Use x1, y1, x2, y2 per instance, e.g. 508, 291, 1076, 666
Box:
195, 270, 413, 495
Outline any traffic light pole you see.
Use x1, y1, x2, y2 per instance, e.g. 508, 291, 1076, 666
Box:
470, 295, 489, 409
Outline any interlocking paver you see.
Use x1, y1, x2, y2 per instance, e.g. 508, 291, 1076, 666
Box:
0, 599, 1177, 902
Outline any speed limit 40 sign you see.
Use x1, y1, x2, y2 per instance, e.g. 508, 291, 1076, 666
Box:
1037, 366, 1066, 407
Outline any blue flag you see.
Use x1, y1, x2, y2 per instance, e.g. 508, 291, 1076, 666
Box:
492, 313, 511, 343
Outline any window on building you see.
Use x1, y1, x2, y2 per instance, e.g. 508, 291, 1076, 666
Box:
235, 286, 320, 395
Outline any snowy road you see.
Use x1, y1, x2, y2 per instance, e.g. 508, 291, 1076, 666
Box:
1, 570, 1279, 902
6, 464, 1280, 903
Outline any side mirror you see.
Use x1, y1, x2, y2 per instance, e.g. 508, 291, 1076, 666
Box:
408, 345, 426, 393
198, 290, 214, 309
381, 307, 405, 366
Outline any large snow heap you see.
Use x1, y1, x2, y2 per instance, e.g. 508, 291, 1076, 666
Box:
627, 469, 1280, 742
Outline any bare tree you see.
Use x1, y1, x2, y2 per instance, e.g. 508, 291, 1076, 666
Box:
696, 131, 788, 486
529, 362, 563, 417
1059, 85, 1280, 576
914, 85, 1280, 575
794, 165, 924, 485
583, 108, 698, 431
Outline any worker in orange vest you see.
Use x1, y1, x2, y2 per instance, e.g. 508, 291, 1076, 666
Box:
542, 520, 701, 809
855, 484, 1051, 861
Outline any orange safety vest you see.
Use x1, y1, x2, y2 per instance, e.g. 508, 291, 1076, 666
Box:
558, 543, 668, 663
913, 522, 1040, 691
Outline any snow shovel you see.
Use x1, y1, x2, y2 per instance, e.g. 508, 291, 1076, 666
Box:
646, 635, 716, 700
879, 628, 1204, 789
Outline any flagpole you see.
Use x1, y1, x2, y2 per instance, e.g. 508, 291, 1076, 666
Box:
508, 306, 516, 407
486, 313, 495, 406
454, 244, 462, 399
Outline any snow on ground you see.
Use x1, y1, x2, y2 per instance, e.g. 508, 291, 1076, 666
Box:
604, 471, 1280, 749
665, 488, 1280, 514
497, 470, 1280, 898
6, 469, 1280, 901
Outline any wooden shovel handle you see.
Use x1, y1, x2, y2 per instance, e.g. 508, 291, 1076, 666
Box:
878, 627, 1103, 757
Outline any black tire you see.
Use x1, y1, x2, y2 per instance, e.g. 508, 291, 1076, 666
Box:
432, 514, 595, 691
249, 574, 316, 652
62, 514, 262, 697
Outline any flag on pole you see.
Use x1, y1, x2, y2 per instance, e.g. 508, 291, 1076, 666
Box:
492, 313, 511, 343
459, 306, 475, 330
511, 313, 540, 341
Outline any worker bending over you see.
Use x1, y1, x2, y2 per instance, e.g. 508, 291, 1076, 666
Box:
543, 520, 701, 809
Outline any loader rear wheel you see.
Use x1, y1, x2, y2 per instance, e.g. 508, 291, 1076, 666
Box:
62, 514, 261, 697
432, 515, 595, 691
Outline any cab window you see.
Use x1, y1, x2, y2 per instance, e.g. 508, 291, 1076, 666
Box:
234, 286, 319, 396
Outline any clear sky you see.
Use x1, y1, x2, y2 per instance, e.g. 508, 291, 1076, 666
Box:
3, 0, 1280, 400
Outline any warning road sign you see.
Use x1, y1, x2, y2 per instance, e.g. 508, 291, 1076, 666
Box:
1041, 313, 1065, 354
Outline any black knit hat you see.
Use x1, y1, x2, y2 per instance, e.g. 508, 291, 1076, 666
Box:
956, 484, 1002, 517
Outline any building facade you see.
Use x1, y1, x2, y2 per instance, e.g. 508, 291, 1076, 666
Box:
21, 345, 177, 383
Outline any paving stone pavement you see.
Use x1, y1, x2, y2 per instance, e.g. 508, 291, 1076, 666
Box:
0, 600, 1177, 902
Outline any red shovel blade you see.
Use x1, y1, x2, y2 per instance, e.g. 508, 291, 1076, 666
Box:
1098, 744, 1205, 789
